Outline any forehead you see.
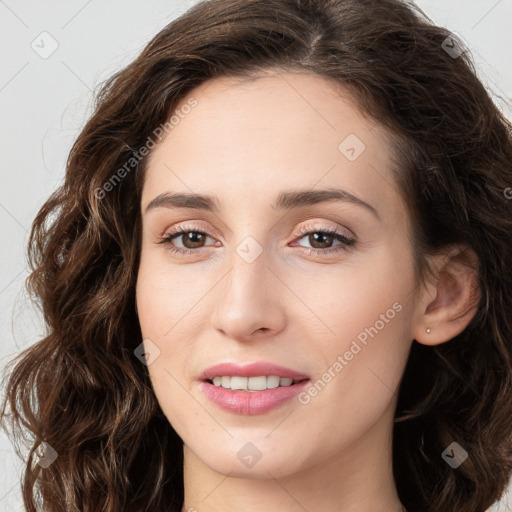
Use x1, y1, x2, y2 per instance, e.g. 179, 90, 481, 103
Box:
158, 70, 377, 156
142, 70, 406, 228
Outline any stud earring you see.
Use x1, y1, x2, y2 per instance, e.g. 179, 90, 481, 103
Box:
426, 327, 432, 333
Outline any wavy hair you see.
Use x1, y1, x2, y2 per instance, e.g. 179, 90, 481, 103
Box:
2, 0, 512, 511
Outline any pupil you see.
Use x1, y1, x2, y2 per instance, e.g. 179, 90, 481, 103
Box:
185, 232, 204, 248
311, 232, 332, 248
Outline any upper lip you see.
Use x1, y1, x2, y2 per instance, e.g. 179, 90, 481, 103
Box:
199, 362, 310, 382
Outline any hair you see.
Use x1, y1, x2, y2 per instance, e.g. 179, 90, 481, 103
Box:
2, 0, 512, 510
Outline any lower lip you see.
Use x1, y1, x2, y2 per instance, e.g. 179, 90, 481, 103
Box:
200, 379, 310, 415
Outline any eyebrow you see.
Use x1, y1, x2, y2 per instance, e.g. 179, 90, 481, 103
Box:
144, 187, 380, 220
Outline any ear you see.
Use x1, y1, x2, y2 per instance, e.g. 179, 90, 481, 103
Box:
412, 245, 480, 346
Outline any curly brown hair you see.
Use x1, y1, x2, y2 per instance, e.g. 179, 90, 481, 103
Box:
2, 0, 512, 511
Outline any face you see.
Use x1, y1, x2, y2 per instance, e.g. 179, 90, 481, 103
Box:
136, 70, 418, 479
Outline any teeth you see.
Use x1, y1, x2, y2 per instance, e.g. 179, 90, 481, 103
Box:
231, 376, 248, 390
211, 375, 296, 391
245, 375, 266, 390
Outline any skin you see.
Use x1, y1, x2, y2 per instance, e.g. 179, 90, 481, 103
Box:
135, 69, 479, 512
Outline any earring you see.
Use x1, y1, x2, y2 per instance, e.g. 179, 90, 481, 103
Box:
426, 327, 432, 333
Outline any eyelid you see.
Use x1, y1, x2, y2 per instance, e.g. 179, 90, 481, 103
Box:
294, 222, 355, 241
158, 219, 354, 239
157, 223, 216, 246
156, 221, 217, 243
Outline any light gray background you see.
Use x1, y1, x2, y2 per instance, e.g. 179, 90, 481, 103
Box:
1, 0, 511, 510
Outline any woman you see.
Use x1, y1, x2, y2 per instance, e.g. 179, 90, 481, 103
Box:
2, 0, 511, 511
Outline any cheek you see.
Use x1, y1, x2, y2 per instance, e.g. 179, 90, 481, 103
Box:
294, 249, 413, 403
135, 251, 206, 394
293, 292, 411, 460
135, 248, 204, 340
292, 244, 413, 340
135, 268, 170, 341
135, 264, 194, 428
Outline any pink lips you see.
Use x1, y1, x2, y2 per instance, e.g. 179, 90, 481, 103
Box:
199, 362, 310, 415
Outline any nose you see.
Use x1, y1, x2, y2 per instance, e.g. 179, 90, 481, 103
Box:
210, 240, 287, 342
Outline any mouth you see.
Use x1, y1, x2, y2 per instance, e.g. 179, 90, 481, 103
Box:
198, 362, 311, 415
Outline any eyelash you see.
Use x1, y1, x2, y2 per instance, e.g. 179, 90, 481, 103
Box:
156, 224, 356, 257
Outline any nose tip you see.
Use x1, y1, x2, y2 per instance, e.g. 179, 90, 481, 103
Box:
215, 317, 274, 343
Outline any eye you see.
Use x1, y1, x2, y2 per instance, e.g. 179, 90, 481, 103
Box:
156, 224, 218, 256
291, 225, 356, 255
156, 224, 356, 256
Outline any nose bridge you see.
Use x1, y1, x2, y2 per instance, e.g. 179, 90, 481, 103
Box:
212, 231, 284, 337
225, 233, 269, 303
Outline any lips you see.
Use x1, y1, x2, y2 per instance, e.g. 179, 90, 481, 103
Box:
198, 362, 311, 415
